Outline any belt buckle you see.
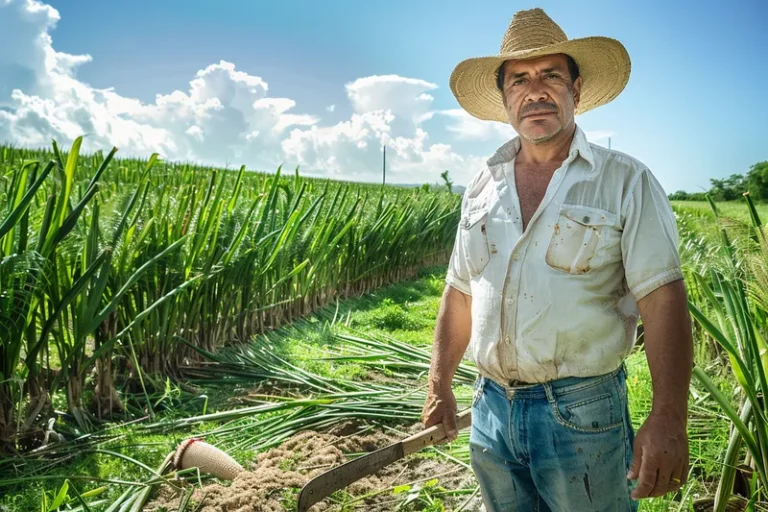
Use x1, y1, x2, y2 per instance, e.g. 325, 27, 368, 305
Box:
505, 379, 523, 399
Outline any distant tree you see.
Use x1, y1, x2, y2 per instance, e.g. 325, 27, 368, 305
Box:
668, 161, 767, 203
709, 173, 746, 201
689, 192, 707, 201
669, 190, 691, 201
668, 190, 709, 202
746, 161, 768, 201
440, 170, 453, 194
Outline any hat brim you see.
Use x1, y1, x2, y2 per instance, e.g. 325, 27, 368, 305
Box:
449, 36, 630, 122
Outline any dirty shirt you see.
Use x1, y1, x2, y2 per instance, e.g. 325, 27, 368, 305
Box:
445, 125, 683, 385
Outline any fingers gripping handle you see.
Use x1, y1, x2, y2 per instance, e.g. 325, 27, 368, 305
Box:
403, 409, 472, 456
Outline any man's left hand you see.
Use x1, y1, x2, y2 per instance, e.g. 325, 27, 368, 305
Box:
627, 411, 689, 499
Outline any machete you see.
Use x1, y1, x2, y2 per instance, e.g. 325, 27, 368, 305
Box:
297, 408, 472, 511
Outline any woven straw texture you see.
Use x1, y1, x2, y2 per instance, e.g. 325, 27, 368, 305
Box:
175, 439, 244, 480
449, 8, 630, 122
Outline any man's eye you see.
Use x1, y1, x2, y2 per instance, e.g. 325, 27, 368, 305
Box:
545, 73, 559, 79
512, 79, 526, 86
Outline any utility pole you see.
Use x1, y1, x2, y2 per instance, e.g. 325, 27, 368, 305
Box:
608, 137, 611, 150
382, 145, 386, 185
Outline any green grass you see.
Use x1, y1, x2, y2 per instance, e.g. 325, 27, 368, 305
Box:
672, 200, 768, 223
626, 353, 733, 511
672, 199, 768, 251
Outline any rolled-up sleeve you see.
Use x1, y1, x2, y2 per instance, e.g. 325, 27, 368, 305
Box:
445, 192, 472, 296
621, 168, 683, 301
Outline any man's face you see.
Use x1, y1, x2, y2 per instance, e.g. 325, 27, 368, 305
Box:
500, 54, 582, 144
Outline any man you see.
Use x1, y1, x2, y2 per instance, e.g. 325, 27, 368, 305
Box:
421, 8, 693, 511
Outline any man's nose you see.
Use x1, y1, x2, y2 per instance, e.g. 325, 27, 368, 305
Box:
524, 77, 549, 103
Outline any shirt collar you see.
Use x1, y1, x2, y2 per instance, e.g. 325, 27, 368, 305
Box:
487, 124, 596, 179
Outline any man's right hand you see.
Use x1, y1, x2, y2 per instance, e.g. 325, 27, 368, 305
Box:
421, 387, 458, 444
421, 286, 471, 445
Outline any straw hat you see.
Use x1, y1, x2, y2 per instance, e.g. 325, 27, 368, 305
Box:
449, 8, 630, 122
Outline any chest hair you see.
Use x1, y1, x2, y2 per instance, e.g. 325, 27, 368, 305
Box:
514, 162, 560, 231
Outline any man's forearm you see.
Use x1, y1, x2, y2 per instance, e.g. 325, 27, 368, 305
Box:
638, 279, 694, 423
428, 286, 473, 393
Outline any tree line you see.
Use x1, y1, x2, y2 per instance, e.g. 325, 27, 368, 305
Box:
668, 161, 768, 202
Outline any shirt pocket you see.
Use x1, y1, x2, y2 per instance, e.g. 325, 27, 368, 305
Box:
460, 208, 491, 277
545, 205, 618, 275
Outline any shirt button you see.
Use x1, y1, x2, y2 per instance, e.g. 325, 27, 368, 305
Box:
512, 253, 520, 261
505, 336, 511, 343
506, 298, 513, 305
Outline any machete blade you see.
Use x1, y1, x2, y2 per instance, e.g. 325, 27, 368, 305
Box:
297, 440, 405, 511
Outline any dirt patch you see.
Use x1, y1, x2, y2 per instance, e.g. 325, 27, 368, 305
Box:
143, 423, 479, 511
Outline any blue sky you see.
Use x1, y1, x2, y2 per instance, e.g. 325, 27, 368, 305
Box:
2, 0, 766, 192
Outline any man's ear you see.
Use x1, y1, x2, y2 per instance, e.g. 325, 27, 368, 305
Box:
572, 75, 583, 106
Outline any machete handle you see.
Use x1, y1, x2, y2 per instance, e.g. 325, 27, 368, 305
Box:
402, 408, 472, 456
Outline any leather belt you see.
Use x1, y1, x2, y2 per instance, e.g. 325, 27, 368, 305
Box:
488, 376, 538, 399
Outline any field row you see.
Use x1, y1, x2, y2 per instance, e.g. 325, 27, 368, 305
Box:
0, 139, 460, 451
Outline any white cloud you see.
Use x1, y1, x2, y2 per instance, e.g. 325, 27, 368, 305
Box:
0, 0, 318, 169
0, 0, 612, 188
345, 75, 437, 123
0, 0, 90, 100
281, 77, 490, 185
282, 110, 393, 179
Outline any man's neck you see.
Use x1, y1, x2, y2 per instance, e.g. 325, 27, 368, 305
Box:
516, 123, 576, 167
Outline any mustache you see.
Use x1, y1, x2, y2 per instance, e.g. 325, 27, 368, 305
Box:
519, 102, 558, 118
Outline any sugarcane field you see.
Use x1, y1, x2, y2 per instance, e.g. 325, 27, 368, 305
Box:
2, 1, 768, 511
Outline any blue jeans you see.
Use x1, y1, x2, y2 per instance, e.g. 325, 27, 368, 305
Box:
469, 365, 638, 512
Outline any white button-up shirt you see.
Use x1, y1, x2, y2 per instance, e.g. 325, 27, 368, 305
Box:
445, 125, 683, 385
